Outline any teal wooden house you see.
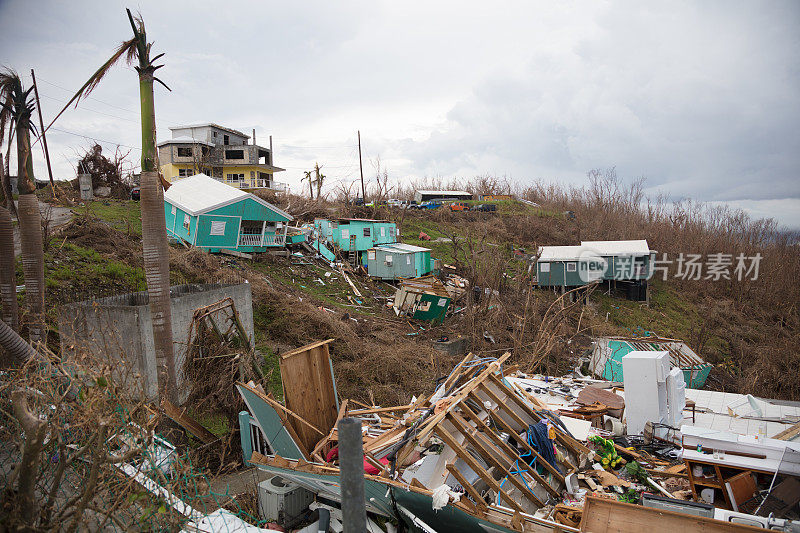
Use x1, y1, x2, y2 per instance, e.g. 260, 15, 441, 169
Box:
535, 240, 654, 287
366, 243, 435, 280
164, 173, 292, 253
313, 218, 398, 254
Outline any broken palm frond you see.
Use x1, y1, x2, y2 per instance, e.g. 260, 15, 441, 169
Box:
182, 298, 261, 429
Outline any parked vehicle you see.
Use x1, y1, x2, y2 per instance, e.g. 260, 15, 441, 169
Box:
471, 203, 497, 212
449, 202, 470, 211
417, 200, 442, 210
387, 199, 402, 208
130, 187, 140, 201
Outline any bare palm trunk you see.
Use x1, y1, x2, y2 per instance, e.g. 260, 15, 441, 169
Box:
0, 154, 19, 335
16, 127, 45, 343
138, 70, 177, 403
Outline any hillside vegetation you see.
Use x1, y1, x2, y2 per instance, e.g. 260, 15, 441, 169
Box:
30, 171, 800, 405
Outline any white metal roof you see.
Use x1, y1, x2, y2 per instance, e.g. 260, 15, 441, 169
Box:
580, 240, 650, 256
157, 136, 214, 147
375, 243, 431, 253
168, 123, 249, 138
415, 189, 472, 196
164, 174, 292, 220
537, 245, 600, 262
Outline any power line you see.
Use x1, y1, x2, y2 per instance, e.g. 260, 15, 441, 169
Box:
38, 92, 139, 124
35, 76, 140, 116
48, 126, 141, 151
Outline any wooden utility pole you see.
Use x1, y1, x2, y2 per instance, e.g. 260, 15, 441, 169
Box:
314, 162, 322, 199
30, 69, 56, 198
357, 130, 366, 202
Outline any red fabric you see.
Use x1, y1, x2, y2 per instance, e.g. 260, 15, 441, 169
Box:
364, 456, 390, 475
324, 446, 389, 475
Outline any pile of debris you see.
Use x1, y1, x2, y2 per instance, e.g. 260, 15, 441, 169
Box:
234, 342, 800, 532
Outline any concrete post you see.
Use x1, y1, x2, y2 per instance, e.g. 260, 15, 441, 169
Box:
239, 411, 253, 466
78, 173, 93, 200
338, 417, 367, 532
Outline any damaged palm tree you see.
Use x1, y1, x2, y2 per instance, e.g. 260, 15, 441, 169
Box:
0, 69, 45, 342
0, 153, 18, 335
53, 9, 177, 401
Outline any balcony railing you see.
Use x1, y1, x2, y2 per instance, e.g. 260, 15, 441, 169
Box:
225, 179, 288, 192
238, 233, 286, 247
238, 234, 263, 246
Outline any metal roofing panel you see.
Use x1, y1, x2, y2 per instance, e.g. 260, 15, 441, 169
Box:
163, 174, 292, 220
580, 240, 650, 256
415, 189, 472, 196
375, 243, 430, 253
537, 245, 599, 262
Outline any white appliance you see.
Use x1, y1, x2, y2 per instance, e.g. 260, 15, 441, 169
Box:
257, 474, 314, 526
622, 351, 685, 437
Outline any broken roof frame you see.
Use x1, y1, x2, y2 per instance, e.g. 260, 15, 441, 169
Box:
237, 349, 593, 532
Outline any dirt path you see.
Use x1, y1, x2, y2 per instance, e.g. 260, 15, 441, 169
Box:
13, 201, 74, 257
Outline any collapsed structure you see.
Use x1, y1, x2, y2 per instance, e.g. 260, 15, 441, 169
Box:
234, 342, 800, 532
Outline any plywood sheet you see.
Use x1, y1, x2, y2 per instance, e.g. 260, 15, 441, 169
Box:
580, 495, 765, 533
280, 339, 339, 453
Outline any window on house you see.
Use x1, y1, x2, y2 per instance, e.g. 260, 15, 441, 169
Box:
389, 228, 395, 238
226, 173, 244, 181
178, 168, 194, 177
363, 227, 371, 237
177, 147, 193, 157
540, 262, 551, 273
250, 171, 255, 177
566, 262, 577, 272
225, 149, 244, 160
223, 134, 230, 145
183, 214, 191, 233
210, 221, 226, 235
213, 131, 217, 138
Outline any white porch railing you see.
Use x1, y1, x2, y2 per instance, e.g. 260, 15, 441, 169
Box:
238, 233, 286, 247
238, 234, 262, 246
262, 234, 285, 246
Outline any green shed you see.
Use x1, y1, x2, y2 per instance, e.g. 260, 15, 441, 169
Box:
535, 240, 654, 287
366, 243, 434, 280
164, 173, 292, 253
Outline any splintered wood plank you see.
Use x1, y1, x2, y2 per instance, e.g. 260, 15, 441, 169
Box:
435, 426, 524, 513
162, 399, 218, 444
446, 463, 487, 509
413, 352, 512, 445
487, 374, 590, 458
280, 339, 339, 453
446, 412, 544, 507
468, 390, 566, 483
580, 494, 765, 533
456, 405, 561, 496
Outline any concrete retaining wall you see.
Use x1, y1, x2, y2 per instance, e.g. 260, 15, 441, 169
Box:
58, 283, 255, 402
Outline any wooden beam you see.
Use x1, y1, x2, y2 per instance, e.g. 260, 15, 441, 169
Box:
773, 420, 800, 441
580, 494, 766, 533
489, 374, 590, 456
468, 390, 567, 482
348, 404, 414, 416
435, 426, 524, 513
446, 463, 487, 510
413, 352, 512, 445
162, 399, 218, 444
446, 412, 545, 507
458, 404, 562, 495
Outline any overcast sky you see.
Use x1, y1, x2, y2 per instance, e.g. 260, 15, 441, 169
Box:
1, 0, 798, 227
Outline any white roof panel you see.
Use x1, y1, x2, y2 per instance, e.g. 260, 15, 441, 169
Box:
164, 174, 292, 220
415, 190, 472, 196
580, 240, 650, 256
157, 136, 214, 147
537, 245, 599, 262
376, 243, 431, 253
